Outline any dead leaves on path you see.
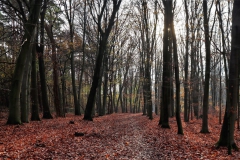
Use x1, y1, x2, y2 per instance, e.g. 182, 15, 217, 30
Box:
0, 113, 239, 159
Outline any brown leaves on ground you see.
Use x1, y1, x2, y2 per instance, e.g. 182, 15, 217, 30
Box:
0, 113, 239, 159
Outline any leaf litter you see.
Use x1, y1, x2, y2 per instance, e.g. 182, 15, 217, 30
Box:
0, 112, 239, 159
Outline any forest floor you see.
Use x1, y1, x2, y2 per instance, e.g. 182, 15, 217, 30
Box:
0, 112, 240, 159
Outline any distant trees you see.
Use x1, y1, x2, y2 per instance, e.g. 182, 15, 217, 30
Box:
0, 0, 239, 154
83, 0, 122, 121
62, 0, 81, 116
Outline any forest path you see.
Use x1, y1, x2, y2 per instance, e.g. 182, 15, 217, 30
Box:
0, 113, 239, 159
0, 113, 156, 159
97, 113, 154, 159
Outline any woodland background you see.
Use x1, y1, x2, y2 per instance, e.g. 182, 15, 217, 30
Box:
0, 0, 240, 158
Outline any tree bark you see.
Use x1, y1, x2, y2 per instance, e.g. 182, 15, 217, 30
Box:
63, 0, 81, 115
38, 0, 53, 119
7, 0, 43, 124
102, 52, 109, 116
31, 42, 40, 121
216, 0, 240, 154
171, 4, 183, 135
45, 23, 64, 117
20, 45, 32, 123
142, 0, 153, 120
201, 0, 211, 133
77, 0, 87, 115
160, 0, 172, 128
83, 0, 122, 121
183, 0, 190, 122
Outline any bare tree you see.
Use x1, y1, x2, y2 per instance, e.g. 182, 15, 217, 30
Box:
84, 0, 122, 121
216, 0, 240, 154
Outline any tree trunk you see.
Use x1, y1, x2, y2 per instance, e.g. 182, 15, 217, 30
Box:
216, 0, 240, 154
102, 50, 109, 116
20, 45, 32, 123
160, 0, 172, 128
70, 48, 80, 115
31, 43, 40, 121
7, 0, 43, 124
83, 0, 122, 120
183, 0, 190, 122
142, 1, 153, 120
219, 54, 222, 124
201, 0, 211, 133
84, 36, 106, 120
45, 23, 64, 117
38, 0, 53, 119
61, 66, 67, 112
64, 0, 81, 116
77, 0, 87, 115
129, 71, 133, 113
171, 6, 183, 135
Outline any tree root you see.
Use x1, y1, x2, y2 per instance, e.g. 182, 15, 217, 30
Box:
215, 141, 239, 154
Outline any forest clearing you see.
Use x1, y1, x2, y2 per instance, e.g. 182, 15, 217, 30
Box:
0, 112, 239, 159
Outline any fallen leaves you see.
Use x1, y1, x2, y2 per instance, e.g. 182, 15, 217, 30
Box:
0, 113, 239, 159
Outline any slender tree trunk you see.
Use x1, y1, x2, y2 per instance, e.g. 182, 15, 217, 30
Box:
171, 6, 183, 135
97, 55, 105, 116
169, 44, 174, 118
31, 43, 40, 121
117, 60, 130, 113
130, 71, 133, 113
70, 43, 80, 115
142, 1, 153, 120
45, 23, 64, 117
102, 51, 109, 116
78, 0, 87, 114
83, 0, 122, 120
183, 0, 190, 122
201, 0, 211, 133
63, 0, 81, 115
219, 54, 222, 124
38, 0, 53, 119
61, 65, 67, 112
